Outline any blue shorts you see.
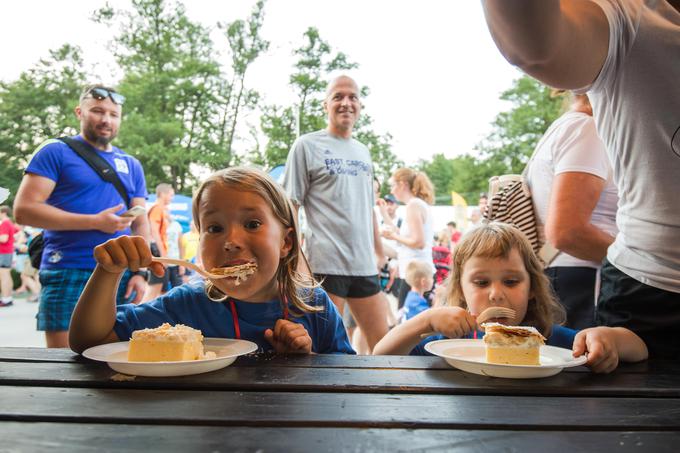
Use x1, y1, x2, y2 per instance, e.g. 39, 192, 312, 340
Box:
0, 253, 12, 268
37, 268, 133, 331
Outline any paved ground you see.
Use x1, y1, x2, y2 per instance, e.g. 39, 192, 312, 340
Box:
0, 294, 44, 347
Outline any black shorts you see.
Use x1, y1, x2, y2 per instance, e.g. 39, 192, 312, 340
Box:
545, 266, 597, 330
596, 258, 680, 359
314, 274, 381, 299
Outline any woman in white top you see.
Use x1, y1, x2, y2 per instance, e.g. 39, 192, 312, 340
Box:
526, 93, 618, 330
380, 168, 435, 308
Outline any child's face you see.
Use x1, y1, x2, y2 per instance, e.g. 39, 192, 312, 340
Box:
459, 247, 531, 325
198, 183, 293, 302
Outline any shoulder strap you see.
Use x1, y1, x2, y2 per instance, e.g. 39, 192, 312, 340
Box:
58, 137, 130, 208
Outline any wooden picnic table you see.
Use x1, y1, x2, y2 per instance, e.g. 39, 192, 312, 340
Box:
1, 347, 679, 452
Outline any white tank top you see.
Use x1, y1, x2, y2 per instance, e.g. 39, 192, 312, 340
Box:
397, 197, 435, 277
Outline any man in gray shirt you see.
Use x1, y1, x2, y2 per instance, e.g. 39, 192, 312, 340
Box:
282, 75, 389, 353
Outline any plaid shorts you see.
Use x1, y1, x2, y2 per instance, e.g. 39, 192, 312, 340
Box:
37, 268, 133, 331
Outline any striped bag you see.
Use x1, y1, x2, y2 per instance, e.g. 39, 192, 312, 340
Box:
484, 174, 560, 266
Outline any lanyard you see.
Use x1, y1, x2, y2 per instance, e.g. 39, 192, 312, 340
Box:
227, 297, 289, 340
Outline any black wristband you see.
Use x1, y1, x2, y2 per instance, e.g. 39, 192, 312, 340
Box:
131, 270, 149, 281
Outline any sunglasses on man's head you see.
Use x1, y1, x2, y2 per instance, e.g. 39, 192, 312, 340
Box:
86, 87, 126, 105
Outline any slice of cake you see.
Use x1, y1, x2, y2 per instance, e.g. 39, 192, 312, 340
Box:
482, 323, 546, 366
210, 262, 257, 286
127, 323, 215, 362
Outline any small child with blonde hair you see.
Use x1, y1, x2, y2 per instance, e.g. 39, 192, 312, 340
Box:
374, 222, 648, 373
402, 260, 434, 321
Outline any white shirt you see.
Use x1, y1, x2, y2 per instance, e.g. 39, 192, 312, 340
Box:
526, 111, 618, 269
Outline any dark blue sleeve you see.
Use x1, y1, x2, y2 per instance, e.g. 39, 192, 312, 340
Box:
409, 334, 446, 356
25, 141, 65, 181
310, 288, 356, 354
546, 325, 577, 349
113, 284, 201, 341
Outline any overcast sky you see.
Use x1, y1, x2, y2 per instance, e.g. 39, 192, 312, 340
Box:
0, 0, 522, 164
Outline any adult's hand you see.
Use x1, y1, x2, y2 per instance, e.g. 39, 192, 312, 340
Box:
125, 274, 147, 305
93, 204, 134, 234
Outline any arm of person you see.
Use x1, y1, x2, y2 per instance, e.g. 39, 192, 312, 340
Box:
69, 235, 164, 353
545, 172, 615, 262
69, 265, 122, 354
373, 307, 476, 355
13, 173, 133, 233
373, 210, 386, 270
375, 199, 396, 229
481, 0, 610, 89
129, 197, 152, 243
573, 326, 648, 373
147, 206, 164, 251
292, 203, 312, 277
373, 310, 435, 355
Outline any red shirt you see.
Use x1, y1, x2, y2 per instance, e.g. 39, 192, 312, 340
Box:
0, 219, 17, 254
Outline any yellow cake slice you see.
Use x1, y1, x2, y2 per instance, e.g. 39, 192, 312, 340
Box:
127, 323, 215, 362
482, 323, 546, 366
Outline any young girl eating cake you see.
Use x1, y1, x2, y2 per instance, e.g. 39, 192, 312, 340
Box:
373, 222, 647, 373
69, 167, 354, 355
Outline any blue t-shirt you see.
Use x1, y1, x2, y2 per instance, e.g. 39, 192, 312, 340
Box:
403, 291, 429, 320
25, 136, 147, 269
114, 282, 355, 354
410, 324, 577, 356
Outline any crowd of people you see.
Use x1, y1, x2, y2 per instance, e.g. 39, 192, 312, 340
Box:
1, 0, 678, 370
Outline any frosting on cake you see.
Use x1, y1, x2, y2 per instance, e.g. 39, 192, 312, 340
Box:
482, 323, 546, 365
210, 262, 257, 286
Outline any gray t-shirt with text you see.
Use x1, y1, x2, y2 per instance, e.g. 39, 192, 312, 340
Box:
282, 130, 376, 276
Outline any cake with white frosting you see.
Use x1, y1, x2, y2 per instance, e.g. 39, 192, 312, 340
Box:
482, 323, 546, 366
127, 323, 215, 362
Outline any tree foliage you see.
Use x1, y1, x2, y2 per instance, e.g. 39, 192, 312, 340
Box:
419, 75, 565, 205
0, 45, 86, 202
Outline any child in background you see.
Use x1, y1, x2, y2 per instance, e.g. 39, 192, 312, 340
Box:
180, 221, 200, 283
373, 223, 648, 373
70, 167, 354, 355
402, 260, 434, 321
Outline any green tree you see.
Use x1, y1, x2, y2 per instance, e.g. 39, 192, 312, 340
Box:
478, 75, 564, 174
215, 0, 269, 166
0, 45, 86, 202
259, 27, 358, 168
94, 0, 222, 191
95, 0, 268, 191
422, 75, 565, 204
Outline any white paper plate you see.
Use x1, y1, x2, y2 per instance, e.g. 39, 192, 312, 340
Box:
425, 339, 587, 379
82, 338, 258, 377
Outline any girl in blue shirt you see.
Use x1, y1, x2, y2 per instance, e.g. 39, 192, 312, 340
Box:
70, 167, 353, 355
373, 222, 647, 373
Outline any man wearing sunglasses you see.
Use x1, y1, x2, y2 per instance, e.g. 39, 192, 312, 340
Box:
14, 84, 152, 348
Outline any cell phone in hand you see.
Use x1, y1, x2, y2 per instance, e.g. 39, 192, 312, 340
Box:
121, 206, 146, 218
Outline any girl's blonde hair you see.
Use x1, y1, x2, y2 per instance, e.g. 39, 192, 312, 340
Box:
392, 168, 435, 205
444, 222, 565, 337
192, 167, 320, 314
